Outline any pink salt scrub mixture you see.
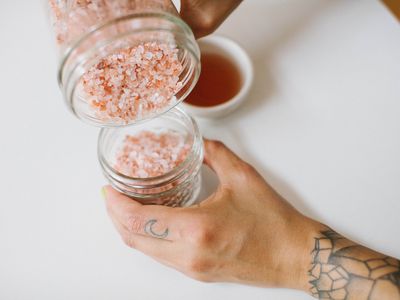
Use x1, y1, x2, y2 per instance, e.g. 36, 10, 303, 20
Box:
114, 130, 191, 178
49, 0, 184, 123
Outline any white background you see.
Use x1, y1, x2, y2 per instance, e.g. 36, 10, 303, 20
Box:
0, 1, 399, 299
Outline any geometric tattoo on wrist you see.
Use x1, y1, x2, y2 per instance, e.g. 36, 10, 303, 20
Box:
308, 230, 400, 299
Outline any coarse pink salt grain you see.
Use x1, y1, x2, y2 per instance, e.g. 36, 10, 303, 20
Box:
49, 0, 184, 124
49, 0, 178, 47
114, 130, 191, 178
81, 42, 183, 123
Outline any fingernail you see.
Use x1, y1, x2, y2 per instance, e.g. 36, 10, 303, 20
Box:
101, 187, 107, 199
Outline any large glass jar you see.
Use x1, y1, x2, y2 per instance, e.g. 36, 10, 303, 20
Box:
47, 0, 201, 127
98, 107, 203, 207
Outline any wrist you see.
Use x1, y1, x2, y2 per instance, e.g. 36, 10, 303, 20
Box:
278, 216, 326, 292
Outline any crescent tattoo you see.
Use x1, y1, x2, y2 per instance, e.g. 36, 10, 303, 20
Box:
144, 219, 169, 239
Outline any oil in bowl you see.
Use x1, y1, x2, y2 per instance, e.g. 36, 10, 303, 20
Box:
182, 35, 253, 119
185, 52, 242, 107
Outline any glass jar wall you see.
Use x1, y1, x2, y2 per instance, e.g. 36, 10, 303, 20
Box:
98, 107, 203, 207
47, 0, 200, 127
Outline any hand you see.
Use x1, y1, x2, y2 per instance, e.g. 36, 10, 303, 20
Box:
180, 0, 243, 38
103, 139, 318, 290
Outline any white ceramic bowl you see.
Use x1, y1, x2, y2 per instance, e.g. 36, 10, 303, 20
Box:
181, 35, 253, 119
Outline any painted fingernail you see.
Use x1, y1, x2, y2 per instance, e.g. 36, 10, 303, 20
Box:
101, 187, 107, 199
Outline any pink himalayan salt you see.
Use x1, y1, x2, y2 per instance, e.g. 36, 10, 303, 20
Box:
81, 42, 183, 123
115, 130, 191, 178
49, 0, 178, 47
49, 1, 183, 123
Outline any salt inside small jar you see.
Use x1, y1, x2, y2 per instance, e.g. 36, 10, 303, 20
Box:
98, 107, 203, 207
47, 0, 200, 127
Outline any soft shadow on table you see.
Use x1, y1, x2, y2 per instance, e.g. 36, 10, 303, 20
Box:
194, 136, 318, 221
195, 165, 220, 202
230, 129, 319, 220
195, 1, 338, 216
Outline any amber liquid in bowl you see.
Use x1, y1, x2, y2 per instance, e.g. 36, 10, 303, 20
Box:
185, 52, 242, 107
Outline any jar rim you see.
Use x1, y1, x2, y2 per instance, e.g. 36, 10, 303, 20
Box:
58, 11, 194, 85
98, 107, 203, 184
58, 12, 201, 128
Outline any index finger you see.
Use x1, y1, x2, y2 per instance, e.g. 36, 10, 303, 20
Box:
104, 186, 186, 241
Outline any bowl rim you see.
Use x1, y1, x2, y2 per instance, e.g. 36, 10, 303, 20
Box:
182, 34, 254, 113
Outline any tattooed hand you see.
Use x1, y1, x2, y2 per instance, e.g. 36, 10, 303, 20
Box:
309, 230, 400, 299
103, 140, 400, 299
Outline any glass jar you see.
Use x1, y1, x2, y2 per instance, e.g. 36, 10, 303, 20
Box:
47, 0, 201, 127
98, 107, 203, 207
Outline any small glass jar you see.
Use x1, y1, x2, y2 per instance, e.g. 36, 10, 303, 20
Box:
47, 0, 200, 127
98, 107, 203, 207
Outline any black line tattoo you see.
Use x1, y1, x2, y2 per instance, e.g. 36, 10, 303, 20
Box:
308, 230, 400, 299
144, 219, 169, 239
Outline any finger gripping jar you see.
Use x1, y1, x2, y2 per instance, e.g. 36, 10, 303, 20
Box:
47, 0, 200, 127
98, 108, 203, 207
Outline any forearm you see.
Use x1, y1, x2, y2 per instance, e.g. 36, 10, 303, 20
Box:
302, 222, 400, 299
104, 140, 400, 299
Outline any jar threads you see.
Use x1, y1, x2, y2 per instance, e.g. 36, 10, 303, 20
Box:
98, 107, 203, 207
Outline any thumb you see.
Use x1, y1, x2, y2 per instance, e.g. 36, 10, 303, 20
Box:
203, 139, 248, 185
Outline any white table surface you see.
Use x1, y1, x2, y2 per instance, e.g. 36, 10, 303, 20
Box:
1, 1, 399, 299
